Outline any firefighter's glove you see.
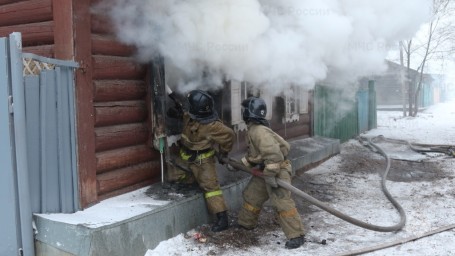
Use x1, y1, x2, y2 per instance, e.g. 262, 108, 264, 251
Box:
250, 168, 263, 177
263, 175, 278, 188
167, 107, 183, 119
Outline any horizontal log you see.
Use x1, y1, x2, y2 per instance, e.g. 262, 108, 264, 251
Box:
0, 21, 53, 46
23, 44, 54, 58
97, 178, 158, 201
95, 123, 149, 152
91, 34, 135, 57
94, 100, 147, 127
0, 0, 26, 5
91, 12, 115, 35
92, 55, 146, 80
0, 0, 52, 27
96, 145, 159, 173
97, 160, 160, 195
93, 80, 146, 102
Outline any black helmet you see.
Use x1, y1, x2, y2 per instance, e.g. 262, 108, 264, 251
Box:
241, 97, 267, 123
187, 90, 215, 119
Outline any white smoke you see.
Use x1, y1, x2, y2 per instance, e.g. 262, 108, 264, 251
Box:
95, 0, 432, 94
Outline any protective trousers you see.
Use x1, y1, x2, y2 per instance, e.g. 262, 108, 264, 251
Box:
166, 156, 196, 184
238, 163, 304, 239
188, 156, 228, 214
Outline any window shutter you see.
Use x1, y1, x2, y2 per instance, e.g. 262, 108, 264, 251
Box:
230, 80, 242, 125
299, 88, 309, 114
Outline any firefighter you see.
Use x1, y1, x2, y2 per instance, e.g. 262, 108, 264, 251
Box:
168, 89, 235, 232
237, 96, 305, 249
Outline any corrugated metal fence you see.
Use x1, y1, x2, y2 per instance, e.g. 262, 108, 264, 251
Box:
23, 53, 80, 214
1, 32, 33, 256
1, 33, 79, 256
313, 81, 377, 142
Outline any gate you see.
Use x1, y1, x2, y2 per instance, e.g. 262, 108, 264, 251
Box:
1, 33, 79, 256
313, 81, 377, 142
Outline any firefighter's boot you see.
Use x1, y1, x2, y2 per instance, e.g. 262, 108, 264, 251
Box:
285, 235, 305, 249
211, 211, 229, 232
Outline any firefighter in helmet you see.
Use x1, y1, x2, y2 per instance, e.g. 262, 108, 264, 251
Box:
237, 96, 305, 249
171, 89, 234, 232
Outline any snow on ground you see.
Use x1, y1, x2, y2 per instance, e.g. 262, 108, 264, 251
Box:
36, 187, 171, 228
145, 99, 455, 256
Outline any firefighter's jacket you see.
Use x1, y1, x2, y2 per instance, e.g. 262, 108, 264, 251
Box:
238, 122, 304, 239
177, 112, 234, 214
180, 113, 234, 156
242, 123, 290, 176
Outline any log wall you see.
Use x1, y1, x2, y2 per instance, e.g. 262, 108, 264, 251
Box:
0, 0, 54, 57
0, 0, 159, 206
90, 5, 159, 201
0, 0, 312, 207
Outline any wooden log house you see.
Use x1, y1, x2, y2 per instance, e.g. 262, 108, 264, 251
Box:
0, 0, 311, 209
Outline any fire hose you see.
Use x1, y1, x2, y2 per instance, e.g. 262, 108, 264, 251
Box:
221, 135, 407, 233
364, 135, 455, 157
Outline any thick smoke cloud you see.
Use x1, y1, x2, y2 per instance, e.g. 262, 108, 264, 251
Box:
95, 0, 432, 94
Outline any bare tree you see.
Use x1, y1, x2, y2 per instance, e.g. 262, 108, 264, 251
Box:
399, 0, 455, 116
399, 40, 413, 116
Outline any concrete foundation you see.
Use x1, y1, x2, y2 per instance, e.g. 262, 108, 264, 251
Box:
34, 136, 339, 256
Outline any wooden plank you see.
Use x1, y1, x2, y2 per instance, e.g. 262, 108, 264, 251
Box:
144, 62, 153, 148
93, 79, 146, 102
53, 0, 73, 60
23, 45, 54, 58
95, 123, 148, 152
97, 161, 160, 195
92, 55, 145, 80
94, 100, 147, 127
73, 0, 97, 208
0, 0, 26, 5
97, 179, 157, 201
96, 145, 158, 173
91, 34, 135, 57
0, 0, 52, 27
0, 21, 54, 46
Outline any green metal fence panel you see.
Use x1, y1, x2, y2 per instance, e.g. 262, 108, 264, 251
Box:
368, 80, 377, 130
313, 85, 359, 142
357, 89, 369, 133
313, 81, 377, 142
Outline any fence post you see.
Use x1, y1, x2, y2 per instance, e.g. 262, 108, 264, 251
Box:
10, 32, 35, 256
0, 35, 23, 256
368, 80, 377, 130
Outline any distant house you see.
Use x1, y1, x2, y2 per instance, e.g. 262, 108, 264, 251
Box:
373, 60, 445, 109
